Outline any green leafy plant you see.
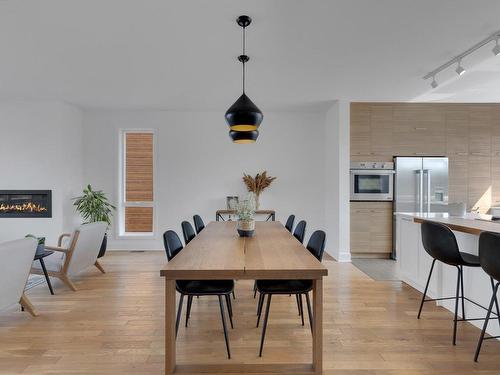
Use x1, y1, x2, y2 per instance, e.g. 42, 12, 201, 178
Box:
237, 193, 256, 221
72, 185, 115, 227
25, 234, 45, 245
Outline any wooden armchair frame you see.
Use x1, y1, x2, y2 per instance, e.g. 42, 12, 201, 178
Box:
31, 231, 105, 291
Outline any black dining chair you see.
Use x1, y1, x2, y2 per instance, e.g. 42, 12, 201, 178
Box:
255, 230, 326, 356
181, 221, 196, 245
285, 214, 295, 232
193, 215, 205, 234
163, 230, 234, 359
418, 221, 500, 346
293, 220, 306, 244
474, 231, 500, 361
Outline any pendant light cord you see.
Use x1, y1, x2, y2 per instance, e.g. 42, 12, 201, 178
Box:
242, 26, 246, 93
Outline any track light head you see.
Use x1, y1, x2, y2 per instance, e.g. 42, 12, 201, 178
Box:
455, 63, 466, 76
431, 77, 438, 89
493, 39, 500, 56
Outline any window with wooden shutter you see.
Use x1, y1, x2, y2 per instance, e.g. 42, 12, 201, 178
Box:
120, 130, 155, 235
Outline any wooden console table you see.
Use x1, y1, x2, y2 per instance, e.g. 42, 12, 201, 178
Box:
216, 209, 275, 222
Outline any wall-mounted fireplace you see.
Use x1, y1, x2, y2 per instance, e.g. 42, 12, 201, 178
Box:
0, 190, 52, 218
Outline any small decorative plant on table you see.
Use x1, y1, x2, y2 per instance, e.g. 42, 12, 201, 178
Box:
72, 184, 115, 258
236, 194, 256, 237
242, 171, 276, 210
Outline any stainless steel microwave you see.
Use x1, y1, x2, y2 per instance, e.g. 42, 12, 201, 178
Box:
350, 162, 395, 201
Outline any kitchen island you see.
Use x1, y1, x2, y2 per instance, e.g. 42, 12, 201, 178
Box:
395, 212, 500, 338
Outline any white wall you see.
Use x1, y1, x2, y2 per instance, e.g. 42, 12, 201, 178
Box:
324, 101, 351, 261
0, 101, 84, 244
82, 110, 327, 251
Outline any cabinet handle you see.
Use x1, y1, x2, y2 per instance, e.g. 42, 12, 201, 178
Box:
414, 127, 427, 131
413, 152, 426, 155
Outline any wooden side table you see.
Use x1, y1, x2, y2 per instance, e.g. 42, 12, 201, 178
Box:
33, 250, 55, 295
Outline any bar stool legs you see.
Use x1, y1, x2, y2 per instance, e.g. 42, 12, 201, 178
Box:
474, 282, 500, 362
418, 259, 436, 319
453, 266, 461, 345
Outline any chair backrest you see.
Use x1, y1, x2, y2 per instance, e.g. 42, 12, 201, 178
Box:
0, 237, 37, 311
293, 220, 307, 244
66, 222, 107, 276
193, 215, 205, 234
420, 221, 463, 266
285, 214, 295, 232
306, 230, 326, 261
181, 221, 196, 245
479, 231, 500, 282
163, 230, 184, 261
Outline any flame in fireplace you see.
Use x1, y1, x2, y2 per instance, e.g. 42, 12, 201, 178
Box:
0, 202, 48, 213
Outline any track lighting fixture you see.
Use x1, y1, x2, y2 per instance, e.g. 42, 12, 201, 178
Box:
455, 60, 465, 76
423, 29, 500, 88
493, 38, 500, 56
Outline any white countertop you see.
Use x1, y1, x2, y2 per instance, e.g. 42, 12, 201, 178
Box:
395, 212, 500, 235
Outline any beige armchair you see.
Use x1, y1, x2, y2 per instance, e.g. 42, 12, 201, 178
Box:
31, 222, 107, 291
0, 238, 38, 316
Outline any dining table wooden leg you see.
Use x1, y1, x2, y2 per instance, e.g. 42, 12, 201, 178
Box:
312, 278, 323, 375
165, 279, 176, 375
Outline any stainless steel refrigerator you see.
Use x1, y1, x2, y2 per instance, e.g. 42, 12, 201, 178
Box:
392, 157, 449, 258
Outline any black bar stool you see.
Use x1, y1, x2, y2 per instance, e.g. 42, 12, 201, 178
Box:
474, 231, 500, 361
418, 221, 499, 345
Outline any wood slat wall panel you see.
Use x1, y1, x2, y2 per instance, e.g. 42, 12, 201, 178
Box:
125, 206, 153, 232
126, 133, 153, 202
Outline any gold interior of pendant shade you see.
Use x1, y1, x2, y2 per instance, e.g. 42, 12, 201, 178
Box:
230, 124, 258, 131
233, 138, 256, 144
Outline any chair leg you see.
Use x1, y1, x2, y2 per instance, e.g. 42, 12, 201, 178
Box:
19, 294, 37, 317
232, 291, 236, 300
453, 266, 461, 346
259, 294, 272, 357
490, 277, 500, 328
418, 259, 436, 319
94, 260, 106, 274
474, 282, 499, 362
60, 274, 77, 291
305, 292, 313, 335
298, 294, 304, 326
256, 293, 265, 327
175, 294, 184, 338
218, 295, 231, 359
225, 294, 234, 329
460, 265, 465, 319
253, 281, 257, 298
185, 295, 193, 327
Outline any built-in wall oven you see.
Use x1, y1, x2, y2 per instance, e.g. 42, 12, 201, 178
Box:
350, 162, 395, 201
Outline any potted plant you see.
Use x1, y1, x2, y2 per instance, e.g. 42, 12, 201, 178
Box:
236, 194, 256, 237
72, 185, 115, 258
242, 171, 276, 209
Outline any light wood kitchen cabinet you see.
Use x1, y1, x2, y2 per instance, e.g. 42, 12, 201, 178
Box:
350, 202, 392, 257
350, 103, 500, 258
468, 106, 491, 156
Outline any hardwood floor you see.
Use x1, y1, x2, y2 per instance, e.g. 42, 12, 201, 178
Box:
1, 251, 500, 374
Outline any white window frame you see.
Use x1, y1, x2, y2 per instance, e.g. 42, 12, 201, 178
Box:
117, 128, 158, 239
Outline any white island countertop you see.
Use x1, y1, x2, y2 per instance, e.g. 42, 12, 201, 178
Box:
395, 212, 500, 235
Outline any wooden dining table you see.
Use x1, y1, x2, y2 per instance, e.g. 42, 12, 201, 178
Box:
160, 221, 328, 375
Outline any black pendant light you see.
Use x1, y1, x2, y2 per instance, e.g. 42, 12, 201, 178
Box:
226, 15, 263, 144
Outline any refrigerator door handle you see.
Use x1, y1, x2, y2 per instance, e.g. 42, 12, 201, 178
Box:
425, 169, 431, 213
415, 169, 423, 212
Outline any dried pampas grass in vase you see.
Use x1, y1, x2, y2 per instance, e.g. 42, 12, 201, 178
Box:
242, 171, 276, 209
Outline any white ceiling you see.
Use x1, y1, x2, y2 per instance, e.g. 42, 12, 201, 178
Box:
1, 0, 500, 110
